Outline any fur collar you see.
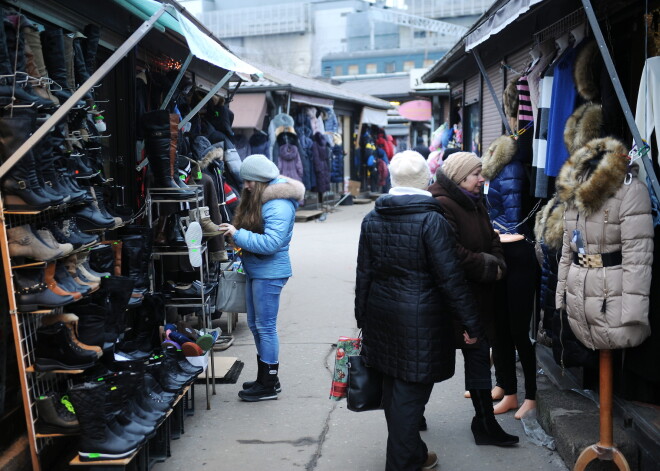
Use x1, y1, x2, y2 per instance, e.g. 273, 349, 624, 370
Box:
534, 196, 565, 250
502, 78, 519, 119
481, 136, 518, 180
574, 40, 600, 101
429, 171, 477, 211
564, 103, 602, 155
262, 176, 306, 204
199, 146, 224, 170
555, 137, 630, 217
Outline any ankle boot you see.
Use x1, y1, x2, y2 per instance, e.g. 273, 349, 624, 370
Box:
35, 228, 73, 257
62, 256, 98, 292
54, 261, 91, 296
469, 389, 519, 446
32, 139, 67, 205
0, 115, 55, 211
41, 313, 102, 357
142, 110, 194, 199
45, 261, 82, 300
77, 250, 110, 278
93, 188, 122, 228
14, 267, 75, 311
242, 355, 282, 393
35, 392, 79, 434
35, 321, 98, 371
190, 206, 226, 238
238, 359, 279, 402
8, 225, 64, 261
68, 381, 141, 461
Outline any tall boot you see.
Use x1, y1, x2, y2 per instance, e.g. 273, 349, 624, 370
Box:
169, 115, 191, 190
469, 389, 519, 446
0, 114, 56, 210
72, 34, 93, 102
68, 381, 141, 461
238, 359, 279, 402
82, 24, 100, 75
40, 26, 76, 103
121, 231, 153, 292
32, 139, 66, 205
142, 110, 194, 199
241, 354, 282, 393
21, 20, 59, 106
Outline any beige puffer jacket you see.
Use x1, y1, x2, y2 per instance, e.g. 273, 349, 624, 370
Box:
555, 138, 654, 350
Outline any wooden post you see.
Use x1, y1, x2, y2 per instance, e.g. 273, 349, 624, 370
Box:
573, 350, 630, 471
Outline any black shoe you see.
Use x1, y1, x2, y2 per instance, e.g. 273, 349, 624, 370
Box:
35, 392, 80, 434
238, 360, 279, 402
470, 389, 519, 446
34, 322, 98, 372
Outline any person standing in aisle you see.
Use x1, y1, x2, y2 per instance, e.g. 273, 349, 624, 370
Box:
219, 154, 305, 402
427, 151, 519, 446
355, 151, 485, 471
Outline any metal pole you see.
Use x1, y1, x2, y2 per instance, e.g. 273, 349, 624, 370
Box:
178, 70, 233, 130
0, 3, 171, 180
160, 52, 194, 110
581, 0, 660, 198
472, 48, 514, 137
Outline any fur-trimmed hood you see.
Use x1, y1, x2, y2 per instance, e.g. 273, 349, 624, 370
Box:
199, 146, 224, 170
564, 103, 603, 155
555, 137, 632, 217
262, 176, 305, 204
534, 195, 565, 250
429, 171, 479, 211
481, 135, 518, 180
574, 40, 601, 101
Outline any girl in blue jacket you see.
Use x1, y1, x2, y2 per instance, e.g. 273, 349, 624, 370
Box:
220, 154, 305, 402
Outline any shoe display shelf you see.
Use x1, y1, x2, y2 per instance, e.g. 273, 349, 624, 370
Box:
68, 384, 193, 471
145, 187, 217, 410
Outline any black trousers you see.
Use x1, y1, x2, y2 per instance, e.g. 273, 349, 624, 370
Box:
382, 374, 434, 471
493, 239, 538, 400
462, 339, 492, 391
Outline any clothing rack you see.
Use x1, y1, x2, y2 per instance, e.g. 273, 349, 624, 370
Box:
533, 8, 586, 46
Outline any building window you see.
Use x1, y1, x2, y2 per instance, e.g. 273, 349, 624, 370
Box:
403, 60, 415, 72
413, 31, 426, 39
347, 64, 359, 75
366, 63, 377, 74
423, 59, 435, 68
334, 65, 343, 76
385, 62, 396, 73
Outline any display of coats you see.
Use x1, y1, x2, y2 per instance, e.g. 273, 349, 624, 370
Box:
311, 132, 331, 193
555, 138, 654, 350
278, 143, 303, 182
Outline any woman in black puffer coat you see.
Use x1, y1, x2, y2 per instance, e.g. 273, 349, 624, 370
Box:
356, 151, 484, 471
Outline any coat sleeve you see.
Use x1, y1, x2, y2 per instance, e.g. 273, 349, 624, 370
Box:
424, 214, 484, 340
232, 200, 295, 255
555, 218, 571, 310
500, 163, 525, 229
619, 180, 654, 323
355, 218, 372, 329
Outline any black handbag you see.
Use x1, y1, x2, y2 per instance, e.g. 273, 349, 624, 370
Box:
346, 354, 383, 412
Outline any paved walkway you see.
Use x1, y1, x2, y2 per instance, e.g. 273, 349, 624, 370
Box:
155, 202, 568, 471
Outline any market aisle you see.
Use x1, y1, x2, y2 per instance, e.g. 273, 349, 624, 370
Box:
155, 202, 568, 471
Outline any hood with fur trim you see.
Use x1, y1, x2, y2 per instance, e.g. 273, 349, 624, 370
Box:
481, 135, 518, 180
199, 146, 224, 170
555, 137, 631, 217
534, 195, 565, 250
564, 103, 603, 155
262, 176, 305, 204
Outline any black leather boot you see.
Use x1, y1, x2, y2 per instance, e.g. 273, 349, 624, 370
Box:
14, 267, 75, 311
68, 381, 141, 461
82, 24, 100, 75
470, 389, 519, 446
120, 230, 153, 291
40, 26, 75, 103
142, 110, 194, 199
238, 359, 279, 402
34, 321, 98, 371
242, 355, 282, 393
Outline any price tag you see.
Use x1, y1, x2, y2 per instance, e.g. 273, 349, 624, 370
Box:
483, 180, 490, 195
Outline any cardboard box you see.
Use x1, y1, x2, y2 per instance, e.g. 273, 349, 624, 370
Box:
348, 180, 361, 196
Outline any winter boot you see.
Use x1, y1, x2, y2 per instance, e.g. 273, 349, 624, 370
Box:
82, 24, 100, 75
68, 301, 109, 348
54, 261, 91, 296
35, 391, 79, 434
470, 389, 519, 446
242, 355, 282, 393
44, 261, 82, 300
34, 321, 98, 371
238, 359, 279, 402
72, 34, 93, 102
35, 228, 73, 258
20, 19, 59, 105
120, 230, 153, 292
13, 267, 75, 311
41, 313, 102, 357
40, 26, 76, 103
8, 225, 64, 261
142, 110, 194, 199
189, 206, 226, 238
0, 115, 56, 211
68, 381, 141, 461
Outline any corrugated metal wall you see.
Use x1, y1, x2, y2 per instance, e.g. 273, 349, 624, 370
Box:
464, 74, 480, 105
481, 62, 505, 149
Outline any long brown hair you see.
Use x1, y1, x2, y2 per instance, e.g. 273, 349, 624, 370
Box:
232, 181, 269, 234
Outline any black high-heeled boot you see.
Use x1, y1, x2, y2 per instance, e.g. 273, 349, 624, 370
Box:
470, 389, 519, 446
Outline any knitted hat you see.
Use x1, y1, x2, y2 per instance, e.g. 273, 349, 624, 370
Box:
389, 150, 431, 190
240, 154, 279, 182
441, 152, 482, 184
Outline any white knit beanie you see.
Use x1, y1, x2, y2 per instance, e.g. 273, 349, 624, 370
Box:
239, 154, 279, 182
389, 150, 431, 190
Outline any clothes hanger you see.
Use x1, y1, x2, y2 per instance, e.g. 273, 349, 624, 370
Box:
569, 22, 587, 47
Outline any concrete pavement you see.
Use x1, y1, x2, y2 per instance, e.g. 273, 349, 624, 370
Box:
155, 202, 568, 471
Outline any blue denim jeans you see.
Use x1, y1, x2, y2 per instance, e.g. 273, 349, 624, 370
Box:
245, 276, 288, 364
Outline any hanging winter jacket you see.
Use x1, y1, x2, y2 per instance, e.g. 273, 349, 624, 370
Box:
330, 143, 344, 183
249, 131, 270, 160
311, 132, 331, 193
278, 143, 304, 182
323, 108, 339, 134
555, 138, 654, 350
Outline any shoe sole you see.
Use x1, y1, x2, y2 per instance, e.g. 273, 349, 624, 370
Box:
79, 447, 138, 461
196, 334, 214, 352
238, 392, 278, 402
184, 221, 203, 267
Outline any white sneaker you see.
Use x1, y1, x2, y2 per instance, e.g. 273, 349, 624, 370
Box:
185, 221, 203, 267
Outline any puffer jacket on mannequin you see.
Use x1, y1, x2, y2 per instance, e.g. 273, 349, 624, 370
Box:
555, 137, 654, 350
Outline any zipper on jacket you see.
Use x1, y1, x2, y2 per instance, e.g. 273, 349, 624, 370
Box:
559, 308, 566, 375
601, 209, 609, 313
